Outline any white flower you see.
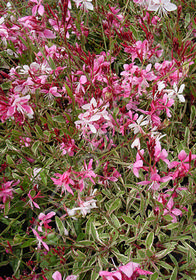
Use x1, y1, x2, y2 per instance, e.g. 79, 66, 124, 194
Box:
148, 0, 177, 16
73, 0, 94, 11
131, 138, 140, 149
173, 83, 185, 103
166, 83, 185, 103
129, 115, 149, 134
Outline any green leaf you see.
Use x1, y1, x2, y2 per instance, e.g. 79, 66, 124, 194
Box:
48, 57, 56, 70
170, 267, 177, 280
64, 83, 75, 108
75, 250, 86, 261
155, 243, 177, 259
0, 261, 10, 267
129, 25, 138, 39
76, 240, 96, 247
112, 248, 129, 263
187, 205, 192, 220
150, 272, 159, 280
190, 105, 196, 125
146, 232, 154, 249
164, 223, 179, 230
164, 215, 173, 221
111, 214, 121, 228
40, 170, 47, 186
1, 81, 12, 90
158, 261, 173, 271
5, 140, 18, 151
52, 115, 65, 123
35, 125, 43, 137
108, 198, 121, 214
4, 200, 10, 216
6, 154, 14, 165
91, 270, 99, 280
122, 215, 137, 225
184, 127, 190, 146
184, 13, 190, 28
31, 140, 41, 155
55, 216, 68, 236
21, 238, 36, 248
91, 222, 104, 244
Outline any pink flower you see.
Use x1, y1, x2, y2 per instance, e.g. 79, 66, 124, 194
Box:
0, 180, 19, 209
163, 197, 182, 223
38, 211, 56, 232
51, 171, 75, 195
30, 0, 45, 16
52, 272, 78, 280
52, 271, 62, 280
168, 150, 196, 179
99, 261, 152, 280
138, 169, 171, 191
155, 194, 182, 223
148, 0, 177, 16
7, 94, 34, 120
32, 229, 49, 251
75, 98, 111, 134
27, 190, 43, 209
60, 136, 77, 156
132, 149, 144, 178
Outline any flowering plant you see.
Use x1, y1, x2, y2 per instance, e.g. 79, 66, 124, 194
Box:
0, 0, 196, 279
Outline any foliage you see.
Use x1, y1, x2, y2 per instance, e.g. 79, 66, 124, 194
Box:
0, 0, 196, 279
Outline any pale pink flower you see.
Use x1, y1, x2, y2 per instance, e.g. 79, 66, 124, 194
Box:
7, 94, 34, 119
148, 0, 177, 16
32, 228, 49, 251
75, 98, 111, 134
138, 170, 171, 190
163, 197, 182, 223
30, 0, 45, 16
52, 271, 78, 280
129, 115, 149, 134
27, 190, 42, 209
166, 82, 185, 103
52, 271, 62, 280
51, 171, 75, 195
155, 194, 182, 223
0, 180, 19, 206
99, 261, 152, 280
38, 211, 56, 232
73, 0, 94, 11
131, 149, 144, 178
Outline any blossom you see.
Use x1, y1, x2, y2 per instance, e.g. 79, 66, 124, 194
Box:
148, 0, 177, 16
32, 228, 49, 251
27, 190, 43, 209
155, 194, 183, 223
52, 272, 62, 280
51, 171, 75, 195
0, 181, 15, 204
52, 272, 78, 280
7, 94, 34, 120
30, 0, 45, 16
166, 82, 185, 103
131, 149, 144, 178
67, 190, 97, 217
128, 115, 149, 134
37, 211, 56, 232
73, 0, 94, 11
99, 261, 152, 280
60, 136, 77, 156
137, 169, 171, 190
75, 98, 111, 134
163, 197, 182, 222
